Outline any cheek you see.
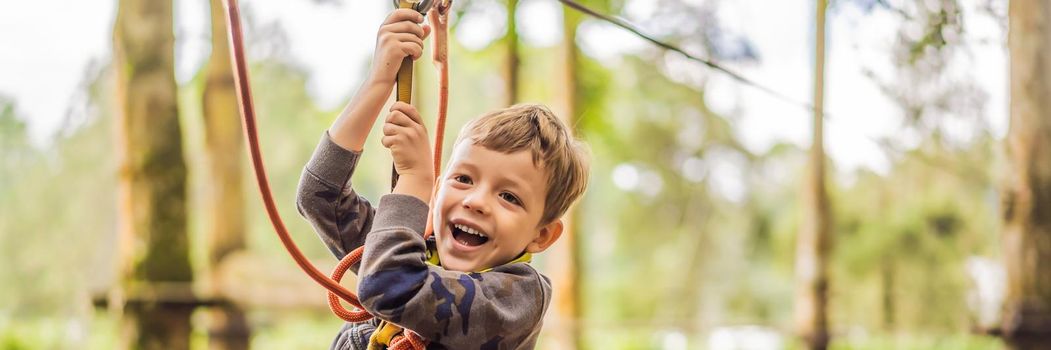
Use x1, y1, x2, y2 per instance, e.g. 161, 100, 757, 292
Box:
503, 210, 535, 233
435, 188, 459, 215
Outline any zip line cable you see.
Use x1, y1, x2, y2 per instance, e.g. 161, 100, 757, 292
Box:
556, 0, 820, 113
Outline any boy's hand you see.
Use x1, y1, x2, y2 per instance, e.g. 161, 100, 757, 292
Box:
370, 9, 432, 85
382, 102, 434, 183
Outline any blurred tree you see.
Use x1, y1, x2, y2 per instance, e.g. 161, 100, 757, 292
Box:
1000, 0, 1051, 348
794, 1, 831, 349
566, 1, 767, 345
545, 2, 584, 349
113, 0, 193, 348
503, 0, 520, 106
0, 97, 26, 194
202, 0, 250, 348
843, 0, 1002, 337
0, 98, 31, 313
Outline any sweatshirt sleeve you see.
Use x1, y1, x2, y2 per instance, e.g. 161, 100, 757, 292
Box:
357, 194, 551, 350
296, 131, 376, 263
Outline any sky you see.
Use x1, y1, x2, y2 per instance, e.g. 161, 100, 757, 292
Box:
0, 0, 1008, 175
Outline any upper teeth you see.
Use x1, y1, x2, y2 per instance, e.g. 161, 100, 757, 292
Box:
455, 224, 486, 237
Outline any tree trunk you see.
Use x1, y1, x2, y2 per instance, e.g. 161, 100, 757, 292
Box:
794, 0, 830, 349
1001, 1, 1051, 349
880, 257, 894, 332
204, 0, 250, 348
544, 4, 583, 349
113, 0, 193, 348
503, 0, 520, 106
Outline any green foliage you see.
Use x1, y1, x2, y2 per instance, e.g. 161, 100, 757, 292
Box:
0, 63, 117, 323
0, 0, 1012, 348
867, 0, 989, 141
829, 137, 999, 333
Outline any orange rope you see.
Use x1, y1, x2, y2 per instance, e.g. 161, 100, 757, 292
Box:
389, 330, 428, 350
224, 0, 451, 348
223, 0, 357, 304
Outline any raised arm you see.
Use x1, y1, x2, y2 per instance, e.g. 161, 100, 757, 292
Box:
296, 8, 430, 261
296, 132, 376, 261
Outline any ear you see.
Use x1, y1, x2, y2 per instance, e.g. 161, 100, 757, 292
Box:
526, 219, 563, 253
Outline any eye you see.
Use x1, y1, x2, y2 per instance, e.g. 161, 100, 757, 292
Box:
452, 174, 472, 184
499, 192, 522, 206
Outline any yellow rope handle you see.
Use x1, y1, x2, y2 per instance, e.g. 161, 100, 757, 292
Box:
391, 0, 416, 187
397, 57, 413, 103
396, 0, 414, 104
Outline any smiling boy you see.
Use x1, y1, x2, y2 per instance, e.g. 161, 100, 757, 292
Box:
295, 8, 589, 350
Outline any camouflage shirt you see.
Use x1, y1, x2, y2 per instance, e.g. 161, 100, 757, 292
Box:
296, 132, 552, 350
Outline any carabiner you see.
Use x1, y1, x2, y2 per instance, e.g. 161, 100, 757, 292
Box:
393, 0, 433, 14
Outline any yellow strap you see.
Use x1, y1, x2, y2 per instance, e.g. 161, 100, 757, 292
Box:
425, 246, 442, 266
368, 321, 404, 350
479, 252, 532, 272
425, 245, 532, 273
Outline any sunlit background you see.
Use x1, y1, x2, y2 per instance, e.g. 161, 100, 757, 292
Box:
0, 0, 1025, 348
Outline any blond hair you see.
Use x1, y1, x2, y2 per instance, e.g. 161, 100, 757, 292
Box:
455, 104, 590, 225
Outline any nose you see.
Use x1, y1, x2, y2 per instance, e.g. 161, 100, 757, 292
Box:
461, 190, 489, 215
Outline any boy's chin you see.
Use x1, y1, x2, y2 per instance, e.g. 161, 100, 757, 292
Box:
438, 256, 481, 272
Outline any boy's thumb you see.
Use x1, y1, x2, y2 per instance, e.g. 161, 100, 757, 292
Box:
422, 24, 432, 39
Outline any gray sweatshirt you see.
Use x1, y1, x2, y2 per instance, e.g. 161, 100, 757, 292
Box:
296, 132, 551, 350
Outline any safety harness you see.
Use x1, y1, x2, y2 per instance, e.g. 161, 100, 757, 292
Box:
364, 244, 533, 350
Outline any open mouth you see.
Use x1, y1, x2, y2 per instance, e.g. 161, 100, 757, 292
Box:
450, 223, 489, 247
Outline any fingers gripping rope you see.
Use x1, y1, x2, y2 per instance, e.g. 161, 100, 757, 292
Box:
327, 0, 450, 323
223, 0, 450, 348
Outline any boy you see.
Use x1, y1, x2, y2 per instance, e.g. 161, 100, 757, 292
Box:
295, 8, 590, 350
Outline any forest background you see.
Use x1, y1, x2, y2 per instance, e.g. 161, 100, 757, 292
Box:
1, 0, 1044, 349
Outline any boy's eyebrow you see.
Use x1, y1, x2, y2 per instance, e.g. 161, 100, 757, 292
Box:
450, 160, 478, 173
454, 159, 537, 199
495, 170, 539, 203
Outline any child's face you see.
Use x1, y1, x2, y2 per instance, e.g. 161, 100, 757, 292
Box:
431, 141, 562, 272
